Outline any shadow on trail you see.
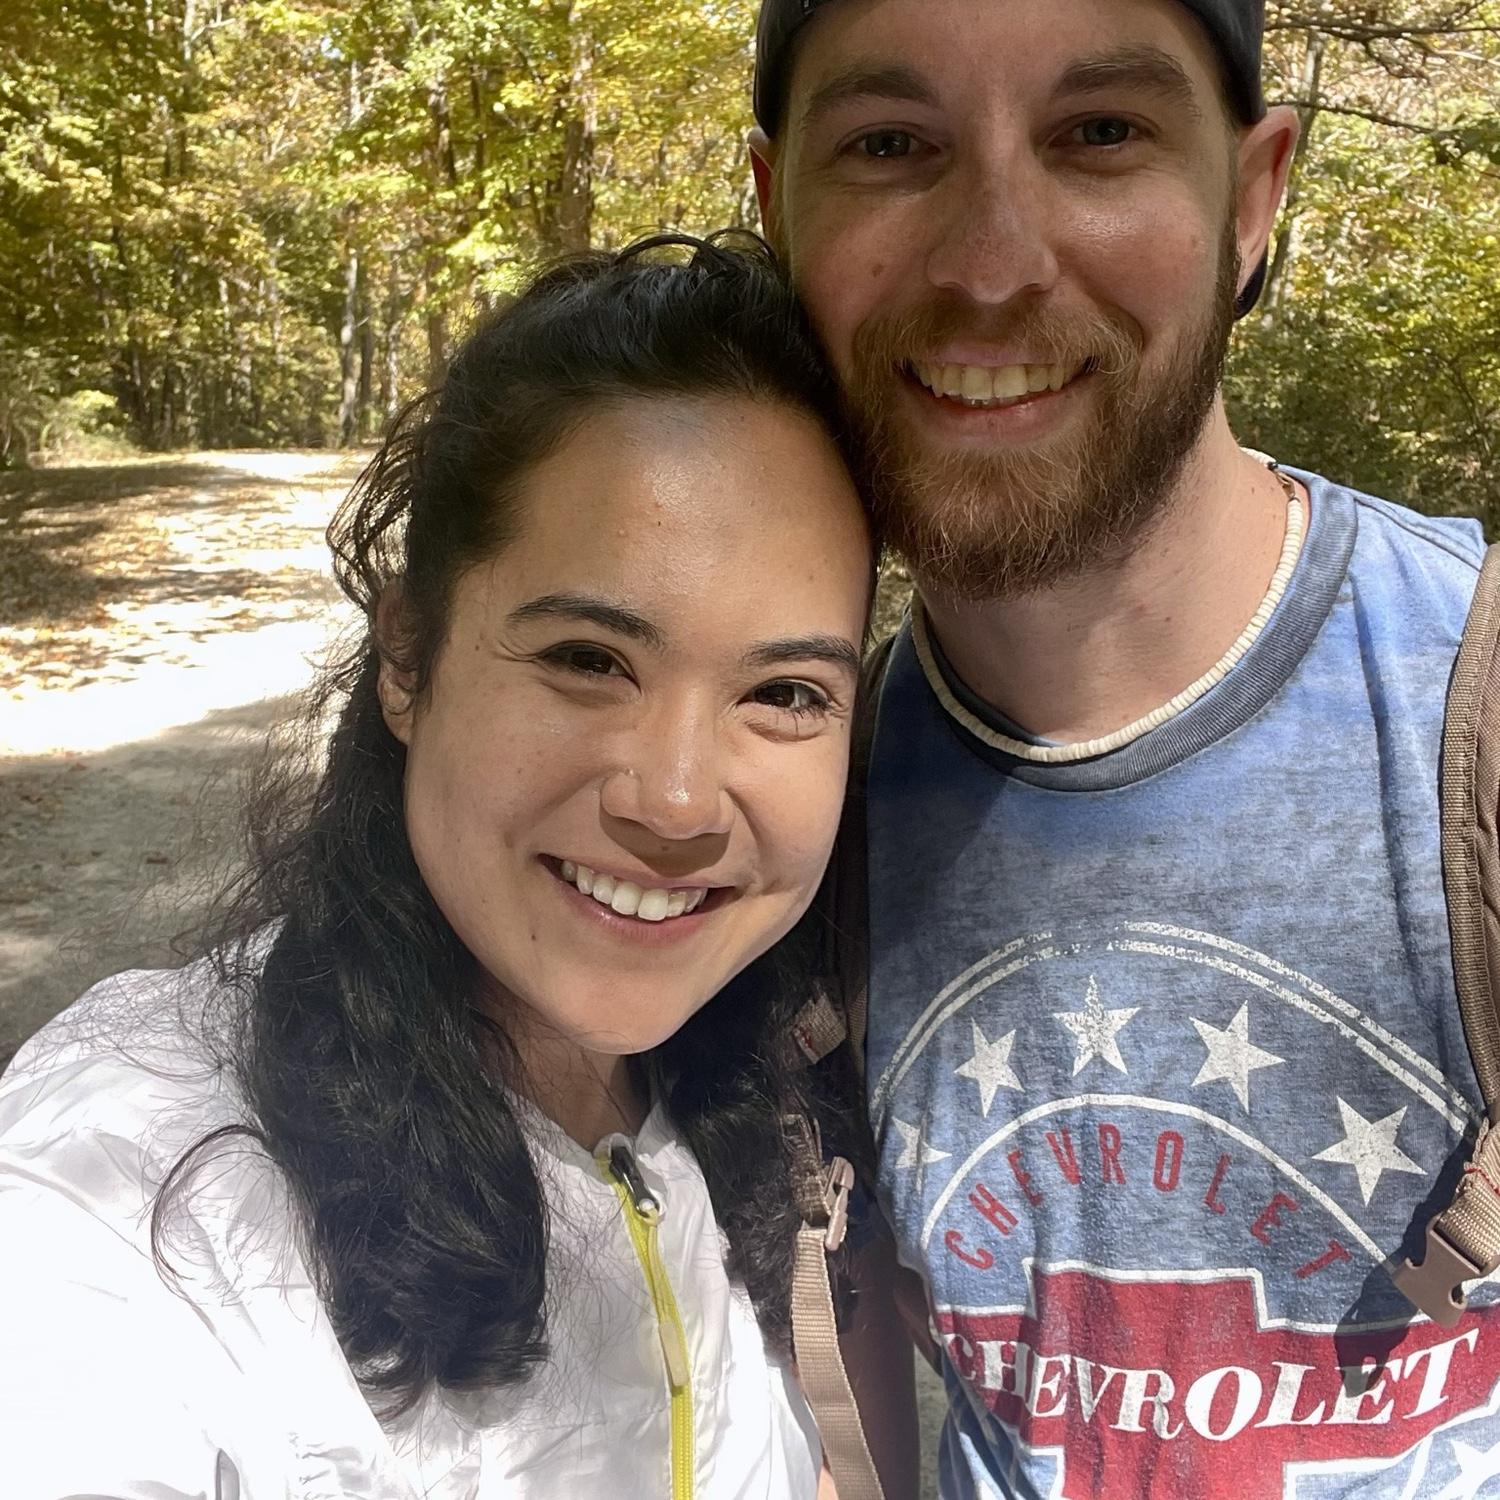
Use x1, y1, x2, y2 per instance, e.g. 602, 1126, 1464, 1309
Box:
0, 462, 237, 517
0, 693, 313, 1065
0, 457, 347, 635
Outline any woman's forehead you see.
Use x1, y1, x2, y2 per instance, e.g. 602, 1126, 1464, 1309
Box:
509, 396, 863, 557
455, 396, 870, 638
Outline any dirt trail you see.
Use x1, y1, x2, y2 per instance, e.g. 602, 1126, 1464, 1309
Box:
0, 450, 362, 1062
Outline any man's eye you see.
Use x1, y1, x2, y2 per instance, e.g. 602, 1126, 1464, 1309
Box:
544, 644, 622, 677
857, 129, 915, 160
1077, 117, 1134, 148
751, 680, 831, 717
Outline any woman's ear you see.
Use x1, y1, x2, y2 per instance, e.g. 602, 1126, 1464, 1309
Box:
375, 581, 417, 746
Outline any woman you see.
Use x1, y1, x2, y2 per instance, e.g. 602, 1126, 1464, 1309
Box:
0, 236, 874, 1499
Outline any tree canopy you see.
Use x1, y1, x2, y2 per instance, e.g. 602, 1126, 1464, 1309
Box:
1, 0, 1496, 527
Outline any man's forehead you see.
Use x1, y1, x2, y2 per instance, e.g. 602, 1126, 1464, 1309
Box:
760, 0, 1263, 133
794, 41, 1210, 136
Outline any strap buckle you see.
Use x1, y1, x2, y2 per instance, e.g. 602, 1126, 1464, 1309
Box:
1392, 1215, 1487, 1328
821, 1156, 855, 1252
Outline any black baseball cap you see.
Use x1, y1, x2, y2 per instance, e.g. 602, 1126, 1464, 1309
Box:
753, 0, 1270, 312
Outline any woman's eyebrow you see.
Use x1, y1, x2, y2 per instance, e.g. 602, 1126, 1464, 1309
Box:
744, 635, 862, 675
507, 592, 664, 648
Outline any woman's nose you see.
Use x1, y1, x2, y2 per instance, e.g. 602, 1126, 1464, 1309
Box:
598, 707, 734, 843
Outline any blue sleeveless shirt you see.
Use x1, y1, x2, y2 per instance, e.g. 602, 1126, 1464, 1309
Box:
865, 471, 1500, 1498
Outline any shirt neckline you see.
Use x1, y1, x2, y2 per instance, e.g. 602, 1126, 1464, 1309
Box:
913, 467, 1356, 791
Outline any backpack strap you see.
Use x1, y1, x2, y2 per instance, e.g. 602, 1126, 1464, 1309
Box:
783, 630, 899, 1500
787, 1117, 884, 1500
1395, 541, 1500, 1324
788, 630, 899, 1070
834, 630, 898, 1073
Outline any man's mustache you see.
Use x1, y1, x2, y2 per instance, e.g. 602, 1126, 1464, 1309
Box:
848, 299, 1142, 384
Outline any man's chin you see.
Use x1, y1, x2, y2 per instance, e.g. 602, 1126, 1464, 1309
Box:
864, 411, 1178, 601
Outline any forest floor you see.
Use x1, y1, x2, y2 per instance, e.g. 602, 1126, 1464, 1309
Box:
0, 449, 363, 1062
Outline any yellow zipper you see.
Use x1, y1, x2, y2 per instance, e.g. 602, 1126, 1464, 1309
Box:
598, 1136, 695, 1500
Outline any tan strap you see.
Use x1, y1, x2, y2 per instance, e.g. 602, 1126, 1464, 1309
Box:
786, 1117, 884, 1500
778, 636, 900, 1495
1394, 542, 1500, 1323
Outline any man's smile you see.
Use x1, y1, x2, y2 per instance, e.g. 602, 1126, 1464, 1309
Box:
907, 358, 1082, 407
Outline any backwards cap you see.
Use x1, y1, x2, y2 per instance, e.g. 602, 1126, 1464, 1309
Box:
752, 0, 1269, 310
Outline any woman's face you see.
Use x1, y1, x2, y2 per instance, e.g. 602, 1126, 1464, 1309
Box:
383, 395, 871, 1064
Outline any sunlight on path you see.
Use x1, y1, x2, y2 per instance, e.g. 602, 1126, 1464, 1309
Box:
1, 447, 362, 749
0, 615, 346, 755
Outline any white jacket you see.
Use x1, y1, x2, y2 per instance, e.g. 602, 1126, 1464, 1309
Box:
0, 961, 821, 1499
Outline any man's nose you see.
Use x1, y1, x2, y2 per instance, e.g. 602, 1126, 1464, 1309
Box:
598, 701, 734, 844
925, 155, 1061, 308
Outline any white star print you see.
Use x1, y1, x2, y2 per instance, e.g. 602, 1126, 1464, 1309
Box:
1052, 976, 1139, 1077
890, 1117, 952, 1171
1433, 1434, 1500, 1500
954, 1018, 1023, 1114
1312, 1097, 1424, 1205
1189, 1002, 1285, 1112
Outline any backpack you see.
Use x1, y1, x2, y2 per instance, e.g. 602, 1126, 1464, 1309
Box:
789, 545, 1500, 1500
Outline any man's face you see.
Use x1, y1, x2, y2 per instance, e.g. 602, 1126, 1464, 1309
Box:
757, 0, 1283, 599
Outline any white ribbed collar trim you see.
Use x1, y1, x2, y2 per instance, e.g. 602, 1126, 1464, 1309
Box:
911, 466, 1306, 765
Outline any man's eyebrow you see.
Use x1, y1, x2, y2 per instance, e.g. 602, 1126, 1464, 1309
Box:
799, 64, 938, 133
507, 592, 664, 648
744, 635, 862, 675
1052, 45, 1202, 118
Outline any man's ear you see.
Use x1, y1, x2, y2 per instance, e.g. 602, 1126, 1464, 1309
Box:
375, 581, 417, 746
1235, 105, 1300, 301
748, 126, 782, 249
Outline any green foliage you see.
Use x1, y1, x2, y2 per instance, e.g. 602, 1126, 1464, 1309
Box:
1229, 2, 1500, 528
0, 0, 759, 453
0, 0, 1496, 523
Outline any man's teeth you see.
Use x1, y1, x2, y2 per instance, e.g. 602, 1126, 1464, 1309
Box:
559, 861, 707, 922
911, 360, 1072, 405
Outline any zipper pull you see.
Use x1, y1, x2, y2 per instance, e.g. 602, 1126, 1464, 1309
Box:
597, 1134, 691, 1390
605, 1136, 661, 1218
641, 1221, 691, 1390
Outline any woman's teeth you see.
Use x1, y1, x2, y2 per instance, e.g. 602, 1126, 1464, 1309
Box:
911, 359, 1073, 407
560, 861, 708, 922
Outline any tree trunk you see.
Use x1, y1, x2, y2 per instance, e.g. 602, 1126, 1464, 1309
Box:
357, 270, 375, 440
337, 241, 360, 447
424, 249, 448, 388
555, 15, 596, 254
381, 264, 406, 422
1262, 30, 1325, 321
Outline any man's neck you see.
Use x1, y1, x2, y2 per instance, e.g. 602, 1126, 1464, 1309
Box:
920, 414, 1299, 745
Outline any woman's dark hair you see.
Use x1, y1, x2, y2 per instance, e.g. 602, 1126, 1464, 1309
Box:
159, 233, 869, 1417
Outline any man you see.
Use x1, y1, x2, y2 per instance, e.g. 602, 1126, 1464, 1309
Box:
751, 2, 1500, 1496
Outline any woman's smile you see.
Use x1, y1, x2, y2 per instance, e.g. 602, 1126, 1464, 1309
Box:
542, 854, 732, 943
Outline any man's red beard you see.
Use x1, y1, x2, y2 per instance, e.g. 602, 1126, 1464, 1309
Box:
842, 224, 1239, 602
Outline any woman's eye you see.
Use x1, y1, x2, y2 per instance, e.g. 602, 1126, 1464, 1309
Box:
1076, 117, 1134, 148
544, 644, 623, 678
857, 129, 916, 160
751, 680, 831, 717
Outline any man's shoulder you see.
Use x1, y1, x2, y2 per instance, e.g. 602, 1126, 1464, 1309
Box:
1295, 466, 1485, 578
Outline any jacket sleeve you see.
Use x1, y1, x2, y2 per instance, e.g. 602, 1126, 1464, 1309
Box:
0, 1178, 248, 1500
